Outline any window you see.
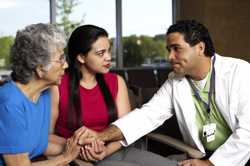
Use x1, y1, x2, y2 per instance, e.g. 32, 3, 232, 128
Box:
71, 0, 116, 37
122, 0, 173, 67
0, 0, 50, 68
123, 0, 172, 37
0, 0, 50, 37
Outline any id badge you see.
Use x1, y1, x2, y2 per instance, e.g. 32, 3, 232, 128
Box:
203, 123, 216, 142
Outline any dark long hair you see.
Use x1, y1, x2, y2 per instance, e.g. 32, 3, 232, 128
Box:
67, 25, 117, 130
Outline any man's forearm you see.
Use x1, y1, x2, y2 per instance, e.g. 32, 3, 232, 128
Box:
98, 125, 124, 142
77, 125, 125, 146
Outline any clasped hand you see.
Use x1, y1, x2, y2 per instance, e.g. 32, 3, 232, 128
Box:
72, 126, 107, 162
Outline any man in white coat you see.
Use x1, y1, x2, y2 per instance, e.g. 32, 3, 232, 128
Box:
79, 20, 250, 166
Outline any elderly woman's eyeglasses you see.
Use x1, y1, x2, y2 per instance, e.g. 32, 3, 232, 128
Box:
50, 54, 66, 65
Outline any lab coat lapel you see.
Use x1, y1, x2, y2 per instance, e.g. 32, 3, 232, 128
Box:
213, 54, 233, 129
174, 77, 205, 152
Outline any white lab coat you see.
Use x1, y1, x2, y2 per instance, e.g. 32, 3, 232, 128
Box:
113, 54, 250, 166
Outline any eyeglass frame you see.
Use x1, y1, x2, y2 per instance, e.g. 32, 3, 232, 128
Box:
50, 54, 67, 65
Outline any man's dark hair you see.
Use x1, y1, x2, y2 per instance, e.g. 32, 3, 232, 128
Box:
167, 20, 215, 57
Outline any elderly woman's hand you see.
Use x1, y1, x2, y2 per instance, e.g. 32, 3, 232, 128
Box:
62, 132, 81, 161
80, 140, 107, 162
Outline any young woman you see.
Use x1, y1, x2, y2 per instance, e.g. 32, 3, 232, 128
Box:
50, 25, 177, 166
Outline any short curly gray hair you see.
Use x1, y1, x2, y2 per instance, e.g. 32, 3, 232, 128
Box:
10, 23, 66, 84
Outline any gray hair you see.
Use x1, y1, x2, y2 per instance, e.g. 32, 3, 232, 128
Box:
10, 23, 66, 84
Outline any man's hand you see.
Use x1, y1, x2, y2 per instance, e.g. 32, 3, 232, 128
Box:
75, 125, 124, 146
73, 126, 99, 145
178, 159, 214, 166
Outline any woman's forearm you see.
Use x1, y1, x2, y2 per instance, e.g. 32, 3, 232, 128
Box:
3, 153, 71, 166
49, 134, 66, 145
30, 154, 71, 166
44, 134, 67, 156
44, 142, 65, 156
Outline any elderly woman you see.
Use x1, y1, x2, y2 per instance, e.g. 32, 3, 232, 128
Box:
0, 23, 83, 166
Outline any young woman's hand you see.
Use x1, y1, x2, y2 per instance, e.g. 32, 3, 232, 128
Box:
178, 159, 214, 166
79, 140, 107, 162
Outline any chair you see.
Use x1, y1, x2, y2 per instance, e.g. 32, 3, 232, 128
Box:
126, 68, 158, 106
110, 68, 128, 83
145, 116, 205, 159
156, 68, 172, 87
146, 133, 205, 159
127, 68, 157, 88
125, 68, 204, 160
